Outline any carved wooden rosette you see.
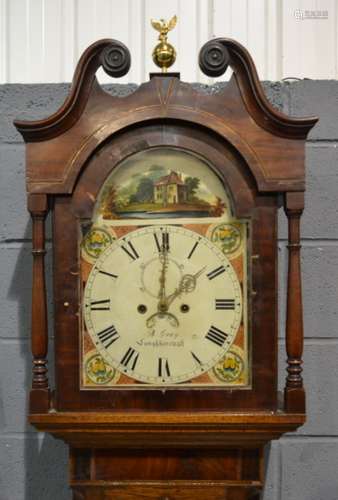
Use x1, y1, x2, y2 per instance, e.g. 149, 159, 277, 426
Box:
14, 36, 317, 500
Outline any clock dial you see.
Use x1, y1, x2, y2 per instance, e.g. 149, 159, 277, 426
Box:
83, 225, 242, 385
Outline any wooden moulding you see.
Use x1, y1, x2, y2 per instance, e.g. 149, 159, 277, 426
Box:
71, 482, 261, 500
29, 412, 305, 449
15, 37, 317, 143
199, 38, 318, 139
14, 38, 131, 142
14, 39, 318, 196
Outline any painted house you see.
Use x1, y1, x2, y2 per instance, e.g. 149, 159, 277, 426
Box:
154, 171, 187, 205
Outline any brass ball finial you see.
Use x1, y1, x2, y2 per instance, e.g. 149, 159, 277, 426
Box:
151, 15, 177, 73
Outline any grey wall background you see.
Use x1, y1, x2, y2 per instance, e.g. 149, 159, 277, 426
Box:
0, 81, 337, 500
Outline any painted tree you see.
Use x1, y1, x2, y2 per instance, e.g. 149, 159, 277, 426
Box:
185, 177, 200, 202
210, 196, 226, 216
130, 177, 154, 203
101, 185, 117, 218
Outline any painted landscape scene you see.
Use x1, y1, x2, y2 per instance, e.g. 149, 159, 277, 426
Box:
99, 164, 226, 219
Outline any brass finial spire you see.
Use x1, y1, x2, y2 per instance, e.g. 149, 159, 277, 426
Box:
151, 15, 177, 73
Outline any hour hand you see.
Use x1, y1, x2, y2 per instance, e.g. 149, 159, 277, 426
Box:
179, 265, 206, 293
192, 265, 206, 280
166, 265, 207, 307
157, 234, 169, 312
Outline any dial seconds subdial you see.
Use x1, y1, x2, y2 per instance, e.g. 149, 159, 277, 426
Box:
83, 225, 243, 385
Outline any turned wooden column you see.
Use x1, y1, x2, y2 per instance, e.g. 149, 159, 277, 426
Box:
27, 193, 50, 413
284, 191, 305, 412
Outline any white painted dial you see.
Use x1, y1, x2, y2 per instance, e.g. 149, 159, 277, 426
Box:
83, 225, 243, 385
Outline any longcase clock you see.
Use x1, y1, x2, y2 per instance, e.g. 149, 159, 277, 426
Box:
14, 33, 318, 500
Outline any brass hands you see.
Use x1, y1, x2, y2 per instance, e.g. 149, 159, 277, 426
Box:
147, 233, 178, 327
157, 241, 169, 313
146, 232, 206, 328
165, 266, 206, 308
157, 233, 206, 313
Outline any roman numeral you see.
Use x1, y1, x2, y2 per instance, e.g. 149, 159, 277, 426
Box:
191, 351, 202, 366
97, 324, 119, 348
98, 270, 118, 279
205, 325, 229, 347
215, 299, 235, 310
187, 240, 199, 259
88, 299, 110, 311
162, 231, 169, 252
153, 232, 161, 252
207, 265, 225, 280
120, 347, 139, 370
154, 230, 170, 252
158, 357, 170, 378
121, 240, 139, 261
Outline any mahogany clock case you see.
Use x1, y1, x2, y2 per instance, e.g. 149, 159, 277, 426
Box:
14, 37, 318, 500
54, 121, 278, 412
14, 37, 318, 417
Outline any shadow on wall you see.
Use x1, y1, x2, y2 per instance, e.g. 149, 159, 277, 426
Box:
262, 442, 279, 499
7, 221, 71, 500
